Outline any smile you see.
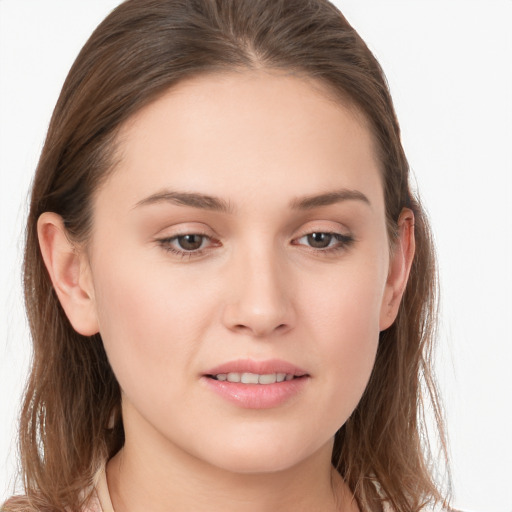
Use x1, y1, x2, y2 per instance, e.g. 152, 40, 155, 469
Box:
209, 372, 296, 384
202, 359, 309, 409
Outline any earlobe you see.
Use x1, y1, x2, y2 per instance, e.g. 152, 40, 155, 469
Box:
379, 208, 415, 331
37, 212, 99, 336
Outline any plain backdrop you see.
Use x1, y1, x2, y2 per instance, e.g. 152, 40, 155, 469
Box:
1, 1, 511, 511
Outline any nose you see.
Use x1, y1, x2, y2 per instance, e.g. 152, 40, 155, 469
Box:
221, 247, 295, 338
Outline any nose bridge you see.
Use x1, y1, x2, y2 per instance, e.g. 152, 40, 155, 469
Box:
223, 240, 294, 337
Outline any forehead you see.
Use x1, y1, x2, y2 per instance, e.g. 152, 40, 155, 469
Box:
103, 70, 383, 212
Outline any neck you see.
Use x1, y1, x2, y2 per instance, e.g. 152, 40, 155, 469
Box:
106, 408, 358, 512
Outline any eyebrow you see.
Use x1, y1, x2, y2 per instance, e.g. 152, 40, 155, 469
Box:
133, 187, 370, 213
133, 190, 233, 213
290, 189, 371, 210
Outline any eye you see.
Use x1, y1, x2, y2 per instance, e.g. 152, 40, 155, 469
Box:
174, 234, 207, 251
294, 231, 354, 252
157, 233, 216, 257
303, 232, 335, 249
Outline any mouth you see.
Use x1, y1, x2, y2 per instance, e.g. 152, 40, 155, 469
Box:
202, 359, 309, 409
203, 358, 309, 383
206, 372, 306, 384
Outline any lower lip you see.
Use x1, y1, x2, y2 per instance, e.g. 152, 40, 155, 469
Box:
202, 376, 309, 409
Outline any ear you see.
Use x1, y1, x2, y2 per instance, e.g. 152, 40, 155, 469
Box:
37, 212, 99, 336
379, 208, 415, 331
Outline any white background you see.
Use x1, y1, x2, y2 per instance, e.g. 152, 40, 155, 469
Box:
0, 1, 511, 511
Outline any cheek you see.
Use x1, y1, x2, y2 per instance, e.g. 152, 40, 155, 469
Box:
89, 250, 218, 394
305, 253, 386, 348
300, 260, 386, 423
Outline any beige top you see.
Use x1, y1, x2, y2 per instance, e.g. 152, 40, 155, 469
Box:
84, 466, 114, 512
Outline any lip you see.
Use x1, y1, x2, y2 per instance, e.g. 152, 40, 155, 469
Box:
204, 358, 308, 377
202, 358, 310, 409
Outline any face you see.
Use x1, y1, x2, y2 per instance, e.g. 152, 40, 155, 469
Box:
83, 70, 396, 473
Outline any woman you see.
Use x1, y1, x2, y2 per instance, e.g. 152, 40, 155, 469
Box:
2, 0, 450, 510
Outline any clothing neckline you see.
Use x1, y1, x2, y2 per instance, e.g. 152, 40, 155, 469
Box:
93, 464, 115, 512
92, 463, 403, 512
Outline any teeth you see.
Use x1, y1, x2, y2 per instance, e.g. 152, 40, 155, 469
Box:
258, 373, 276, 384
214, 372, 296, 384
241, 372, 259, 384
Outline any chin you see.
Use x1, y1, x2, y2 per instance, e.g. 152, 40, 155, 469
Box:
198, 432, 328, 475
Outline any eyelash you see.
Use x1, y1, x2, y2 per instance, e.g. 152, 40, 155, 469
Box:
157, 233, 217, 259
292, 232, 355, 254
156, 231, 355, 259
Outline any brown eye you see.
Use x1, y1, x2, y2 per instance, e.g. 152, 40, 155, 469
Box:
293, 231, 355, 253
177, 234, 205, 251
307, 233, 333, 248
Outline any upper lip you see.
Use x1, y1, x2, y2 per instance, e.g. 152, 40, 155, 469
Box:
204, 358, 308, 377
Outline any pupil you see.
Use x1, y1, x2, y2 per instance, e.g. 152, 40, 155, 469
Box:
178, 234, 203, 250
308, 232, 332, 248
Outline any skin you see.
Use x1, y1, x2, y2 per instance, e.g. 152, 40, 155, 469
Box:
38, 70, 414, 511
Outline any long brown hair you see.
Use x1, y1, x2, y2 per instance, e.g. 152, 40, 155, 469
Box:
3, 1, 450, 510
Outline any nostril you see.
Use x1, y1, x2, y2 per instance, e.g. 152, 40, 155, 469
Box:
222, 299, 294, 337
231, 322, 289, 337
